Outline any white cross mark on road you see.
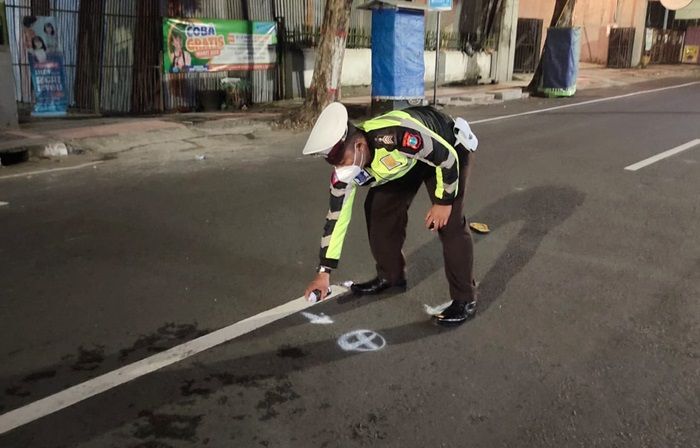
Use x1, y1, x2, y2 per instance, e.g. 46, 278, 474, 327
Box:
337, 330, 386, 352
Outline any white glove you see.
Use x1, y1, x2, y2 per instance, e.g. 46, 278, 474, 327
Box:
454, 117, 478, 152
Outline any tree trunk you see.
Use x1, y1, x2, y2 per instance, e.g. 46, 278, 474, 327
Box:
293, 0, 353, 127
527, 0, 576, 94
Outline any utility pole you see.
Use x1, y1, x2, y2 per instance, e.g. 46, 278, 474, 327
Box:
432, 11, 441, 105
428, 0, 452, 105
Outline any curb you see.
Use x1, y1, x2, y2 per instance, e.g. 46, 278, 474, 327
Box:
442, 87, 525, 106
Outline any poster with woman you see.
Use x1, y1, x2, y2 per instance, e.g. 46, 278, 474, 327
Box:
22, 16, 67, 116
163, 18, 277, 73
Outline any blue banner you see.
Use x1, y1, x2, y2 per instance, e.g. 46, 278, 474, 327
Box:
29, 52, 68, 116
371, 9, 425, 99
540, 27, 581, 97
23, 15, 67, 116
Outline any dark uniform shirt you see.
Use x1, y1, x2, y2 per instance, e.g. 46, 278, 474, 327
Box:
319, 107, 460, 269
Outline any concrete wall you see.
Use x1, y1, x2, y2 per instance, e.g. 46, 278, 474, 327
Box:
518, 0, 647, 65
300, 48, 493, 89
496, 0, 520, 82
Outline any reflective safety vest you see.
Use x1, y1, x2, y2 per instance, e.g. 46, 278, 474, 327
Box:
319, 108, 460, 269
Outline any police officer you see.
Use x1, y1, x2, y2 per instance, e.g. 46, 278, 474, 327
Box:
302, 102, 479, 326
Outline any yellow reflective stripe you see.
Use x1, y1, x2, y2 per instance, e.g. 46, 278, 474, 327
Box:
326, 186, 356, 260
435, 166, 444, 199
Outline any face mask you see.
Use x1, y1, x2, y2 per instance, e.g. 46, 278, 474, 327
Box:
334, 148, 364, 184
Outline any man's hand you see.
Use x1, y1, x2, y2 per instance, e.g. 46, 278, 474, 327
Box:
304, 272, 330, 301
425, 204, 452, 231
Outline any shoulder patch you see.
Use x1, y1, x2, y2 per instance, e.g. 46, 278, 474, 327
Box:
402, 131, 423, 151
373, 132, 396, 147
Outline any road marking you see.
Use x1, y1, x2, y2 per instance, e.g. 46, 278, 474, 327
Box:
0, 285, 349, 435
470, 81, 700, 125
0, 201, 8, 207
0, 161, 104, 181
423, 301, 452, 316
300, 311, 334, 325
624, 139, 700, 171
337, 330, 386, 352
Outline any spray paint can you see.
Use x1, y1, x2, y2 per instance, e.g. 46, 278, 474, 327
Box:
307, 287, 333, 304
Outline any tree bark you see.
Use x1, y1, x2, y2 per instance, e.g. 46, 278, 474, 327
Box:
527, 0, 576, 94
293, 0, 354, 127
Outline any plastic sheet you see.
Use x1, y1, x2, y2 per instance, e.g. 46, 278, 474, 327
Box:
371, 9, 425, 99
540, 27, 581, 97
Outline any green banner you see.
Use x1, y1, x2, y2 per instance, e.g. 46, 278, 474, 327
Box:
163, 18, 277, 73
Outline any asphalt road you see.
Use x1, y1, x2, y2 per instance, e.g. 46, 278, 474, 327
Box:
1, 78, 699, 447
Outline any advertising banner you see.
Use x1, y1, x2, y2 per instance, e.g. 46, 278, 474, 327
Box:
22, 16, 67, 116
163, 18, 276, 73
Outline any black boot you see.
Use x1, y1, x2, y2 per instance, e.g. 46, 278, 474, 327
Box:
350, 277, 407, 295
433, 300, 477, 326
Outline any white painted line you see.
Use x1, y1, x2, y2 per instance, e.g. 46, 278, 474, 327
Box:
300, 311, 334, 325
0, 285, 348, 435
423, 301, 452, 316
0, 161, 104, 181
624, 139, 700, 171
0, 201, 8, 207
470, 81, 700, 125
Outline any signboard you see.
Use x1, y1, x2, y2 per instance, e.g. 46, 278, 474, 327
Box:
645, 28, 654, 51
428, 0, 453, 11
163, 18, 276, 73
683, 45, 699, 63
22, 16, 67, 116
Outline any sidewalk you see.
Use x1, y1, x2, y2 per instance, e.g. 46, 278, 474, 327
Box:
1, 63, 699, 166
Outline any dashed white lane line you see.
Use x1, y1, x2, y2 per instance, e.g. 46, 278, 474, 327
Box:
624, 139, 700, 171
0, 285, 348, 435
470, 81, 700, 125
0, 161, 104, 181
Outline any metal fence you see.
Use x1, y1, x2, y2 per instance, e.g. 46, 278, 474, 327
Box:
607, 27, 635, 68
4, 0, 477, 115
649, 29, 685, 64
513, 18, 542, 73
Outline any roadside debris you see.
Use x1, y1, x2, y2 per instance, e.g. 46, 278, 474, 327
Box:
44, 142, 69, 157
195, 154, 207, 161
469, 222, 490, 234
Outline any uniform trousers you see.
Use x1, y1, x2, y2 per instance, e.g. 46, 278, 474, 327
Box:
363, 150, 477, 301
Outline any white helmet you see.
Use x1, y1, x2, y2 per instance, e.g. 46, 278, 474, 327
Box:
302, 102, 352, 158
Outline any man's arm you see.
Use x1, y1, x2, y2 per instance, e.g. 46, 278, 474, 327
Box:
305, 174, 356, 301
319, 173, 357, 269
